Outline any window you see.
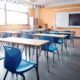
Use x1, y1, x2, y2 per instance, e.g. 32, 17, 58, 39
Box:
19, 13, 28, 25
0, 1, 5, 25
0, 1, 5, 9
7, 11, 18, 25
6, 3, 18, 11
0, 9, 5, 25
19, 4, 28, 13
0, 1, 28, 25
18, 4, 28, 25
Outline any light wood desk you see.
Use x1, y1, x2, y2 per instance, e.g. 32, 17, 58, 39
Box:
33, 33, 67, 38
50, 31, 75, 48
0, 31, 21, 37
0, 37, 49, 78
49, 31, 75, 36
33, 33, 68, 59
22, 29, 45, 33
21, 30, 34, 33
35, 28, 45, 33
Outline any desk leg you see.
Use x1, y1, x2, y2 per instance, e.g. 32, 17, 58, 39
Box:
61, 43, 63, 60
24, 45, 27, 60
70, 38, 72, 54
36, 46, 40, 80
46, 44, 49, 72
64, 39, 67, 55
28, 46, 31, 61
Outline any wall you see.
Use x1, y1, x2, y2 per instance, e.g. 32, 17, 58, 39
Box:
39, 8, 55, 28
39, 4, 80, 37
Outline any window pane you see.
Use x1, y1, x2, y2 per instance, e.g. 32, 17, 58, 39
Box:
6, 3, 18, 11
19, 4, 28, 13
19, 13, 28, 24
0, 1, 5, 9
7, 11, 18, 24
0, 9, 5, 25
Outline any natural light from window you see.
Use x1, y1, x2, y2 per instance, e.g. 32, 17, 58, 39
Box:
0, 9, 5, 25
7, 11, 18, 25
0, 1, 28, 25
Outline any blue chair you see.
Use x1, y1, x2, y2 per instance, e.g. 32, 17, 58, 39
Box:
1, 32, 9, 38
50, 31, 66, 54
50, 31, 59, 34
63, 30, 74, 48
63, 30, 71, 39
30, 30, 36, 34
8, 33, 12, 37
3, 46, 39, 80
39, 36, 60, 72
42, 31, 49, 34
50, 31, 64, 44
39, 36, 59, 62
0, 32, 9, 47
22, 33, 34, 39
16, 30, 22, 37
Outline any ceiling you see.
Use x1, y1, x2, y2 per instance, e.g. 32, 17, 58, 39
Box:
21, 0, 80, 7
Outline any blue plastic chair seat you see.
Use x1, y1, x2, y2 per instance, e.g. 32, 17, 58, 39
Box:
48, 46, 57, 52
58, 39, 64, 44
16, 60, 36, 74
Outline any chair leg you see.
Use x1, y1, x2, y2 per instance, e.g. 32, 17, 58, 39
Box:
56, 49, 60, 61
32, 47, 35, 60
35, 67, 40, 80
53, 52, 55, 62
38, 48, 41, 59
16, 74, 18, 80
20, 74, 25, 80
11, 73, 14, 80
3, 70, 8, 80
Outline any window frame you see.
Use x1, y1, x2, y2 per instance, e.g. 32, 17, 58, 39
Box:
0, 2, 29, 26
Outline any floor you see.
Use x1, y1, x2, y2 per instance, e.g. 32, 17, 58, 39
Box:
0, 38, 80, 80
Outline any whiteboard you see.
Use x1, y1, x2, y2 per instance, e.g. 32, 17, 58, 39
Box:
56, 12, 69, 27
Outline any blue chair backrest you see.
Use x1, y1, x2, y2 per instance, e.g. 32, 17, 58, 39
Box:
16, 30, 22, 37
8, 33, 12, 37
1, 32, 9, 38
39, 36, 53, 50
63, 30, 71, 32
51, 32, 60, 43
42, 31, 49, 34
4, 46, 21, 73
50, 31, 59, 34
63, 30, 71, 39
30, 30, 35, 34
52, 37, 60, 43
22, 33, 34, 39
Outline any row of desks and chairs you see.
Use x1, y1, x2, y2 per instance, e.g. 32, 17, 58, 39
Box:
0, 29, 75, 80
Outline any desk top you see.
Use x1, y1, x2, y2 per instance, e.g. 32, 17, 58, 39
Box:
33, 33, 67, 38
49, 31, 75, 35
22, 29, 45, 32
21, 30, 33, 33
0, 37, 49, 46
0, 31, 21, 34
35, 28, 45, 31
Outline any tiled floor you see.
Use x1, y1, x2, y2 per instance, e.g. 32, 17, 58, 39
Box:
0, 38, 80, 80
